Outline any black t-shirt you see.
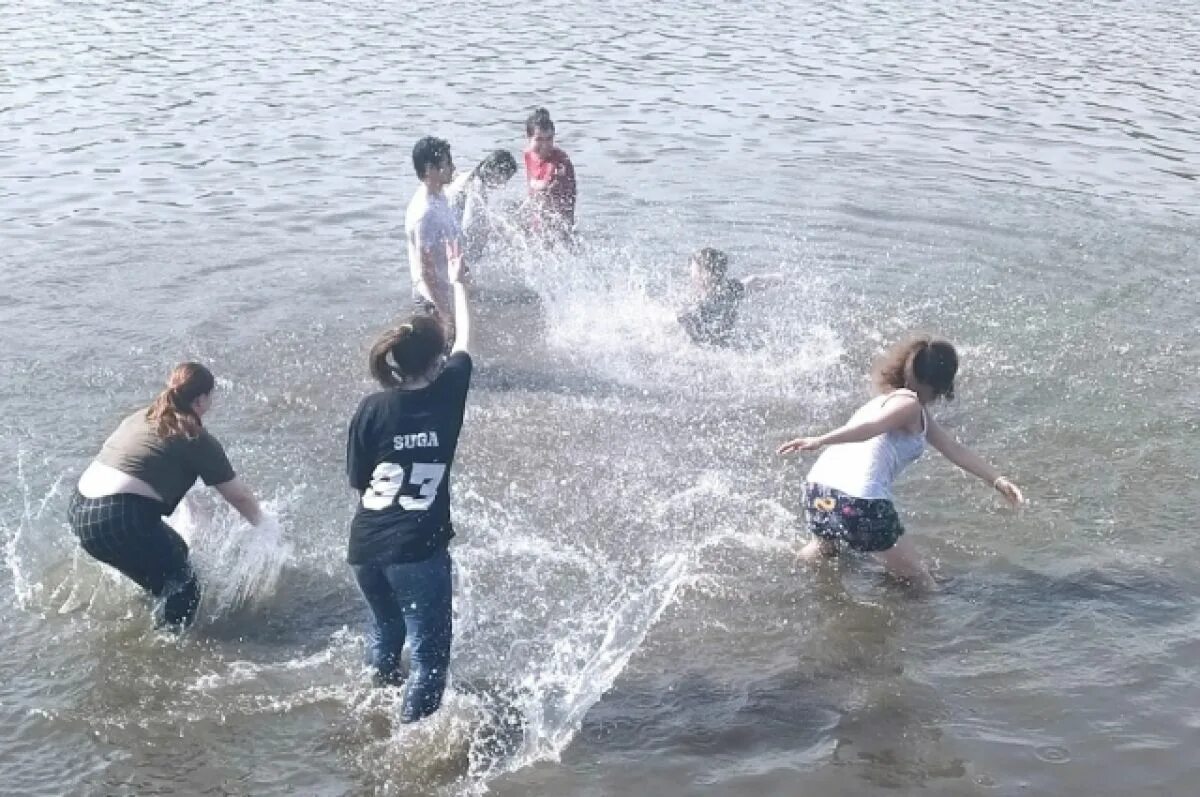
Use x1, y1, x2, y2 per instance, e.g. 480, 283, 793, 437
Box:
346, 352, 473, 565
678, 279, 746, 347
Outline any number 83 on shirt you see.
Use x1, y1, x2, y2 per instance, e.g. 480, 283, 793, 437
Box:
361, 462, 448, 512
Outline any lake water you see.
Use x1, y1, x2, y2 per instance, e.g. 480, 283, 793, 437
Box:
2, 1, 1198, 795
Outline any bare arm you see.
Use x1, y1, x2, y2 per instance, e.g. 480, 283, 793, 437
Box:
214, 477, 263, 526
420, 247, 453, 321
926, 416, 1024, 504
778, 395, 920, 454
448, 255, 472, 354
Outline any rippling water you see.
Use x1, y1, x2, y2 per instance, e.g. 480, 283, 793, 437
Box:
2, 1, 1198, 795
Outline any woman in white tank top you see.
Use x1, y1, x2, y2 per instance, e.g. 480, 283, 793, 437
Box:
777, 337, 1024, 589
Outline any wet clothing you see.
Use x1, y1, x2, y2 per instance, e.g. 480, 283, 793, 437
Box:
524, 146, 576, 237
406, 185, 462, 309
68, 490, 201, 627
678, 279, 746, 347
94, 410, 235, 514
805, 390, 927, 501
346, 352, 473, 714
802, 482, 905, 552
801, 390, 927, 553
353, 548, 453, 722
346, 352, 473, 566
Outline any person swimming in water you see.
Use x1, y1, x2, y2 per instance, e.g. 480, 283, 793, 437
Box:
677, 247, 778, 347
777, 336, 1024, 589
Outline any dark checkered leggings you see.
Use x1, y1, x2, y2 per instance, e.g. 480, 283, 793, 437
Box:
68, 490, 201, 628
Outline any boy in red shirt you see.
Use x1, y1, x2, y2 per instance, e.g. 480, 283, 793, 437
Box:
523, 108, 577, 242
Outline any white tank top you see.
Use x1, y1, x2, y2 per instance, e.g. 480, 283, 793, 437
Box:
805, 390, 927, 501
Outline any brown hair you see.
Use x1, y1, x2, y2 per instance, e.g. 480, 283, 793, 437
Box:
872, 336, 958, 400
146, 362, 214, 440
692, 247, 730, 281
525, 107, 555, 137
368, 316, 446, 387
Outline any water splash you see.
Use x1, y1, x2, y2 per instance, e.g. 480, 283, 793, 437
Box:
489, 231, 849, 405
3, 449, 65, 609
171, 491, 294, 620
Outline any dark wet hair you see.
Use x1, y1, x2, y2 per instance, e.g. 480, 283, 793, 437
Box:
368, 316, 446, 387
873, 336, 958, 400
525, 107, 555, 137
692, 247, 730, 281
412, 136, 452, 179
146, 362, 214, 440
477, 149, 518, 183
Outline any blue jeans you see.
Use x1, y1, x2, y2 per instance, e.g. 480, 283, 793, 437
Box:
352, 548, 453, 723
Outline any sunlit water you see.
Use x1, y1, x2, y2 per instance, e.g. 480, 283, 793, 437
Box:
2, 1, 1199, 795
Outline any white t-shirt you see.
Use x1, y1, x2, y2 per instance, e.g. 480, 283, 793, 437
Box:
405, 184, 461, 304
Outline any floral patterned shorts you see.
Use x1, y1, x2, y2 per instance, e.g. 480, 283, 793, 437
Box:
803, 482, 905, 553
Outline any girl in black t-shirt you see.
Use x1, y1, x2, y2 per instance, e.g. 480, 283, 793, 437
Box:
345, 263, 473, 722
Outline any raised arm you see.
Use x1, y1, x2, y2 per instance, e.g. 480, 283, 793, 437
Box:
778, 395, 920, 454
415, 212, 455, 322
215, 477, 264, 526
448, 255, 471, 354
926, 415, 1024, 504
420, 246, 454, 321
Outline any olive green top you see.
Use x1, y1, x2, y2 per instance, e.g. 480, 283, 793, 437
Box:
95, 409, 236, 514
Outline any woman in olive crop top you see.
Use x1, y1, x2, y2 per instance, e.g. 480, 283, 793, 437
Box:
68, 362, 264, 629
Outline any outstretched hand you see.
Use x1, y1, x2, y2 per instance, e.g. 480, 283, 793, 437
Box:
993, 477, 1025, 506
777, 436, 823, 455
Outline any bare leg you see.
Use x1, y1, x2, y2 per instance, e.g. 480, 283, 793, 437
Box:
873, 537, 936, 591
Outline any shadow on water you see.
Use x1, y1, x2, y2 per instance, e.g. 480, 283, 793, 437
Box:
193, 571, 361, 647
938, 560, 1194, 646
545, 660, 972, 792
500, 554, 1199, 793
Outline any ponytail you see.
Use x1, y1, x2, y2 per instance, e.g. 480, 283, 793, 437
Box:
147, 362, 215, 440
873, 336, 958, 399
368, 316, 446, 388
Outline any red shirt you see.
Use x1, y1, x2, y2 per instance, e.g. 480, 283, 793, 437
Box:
524, 146, 577, 234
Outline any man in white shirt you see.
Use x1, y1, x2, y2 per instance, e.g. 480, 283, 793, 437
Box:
405, 136, 463, 326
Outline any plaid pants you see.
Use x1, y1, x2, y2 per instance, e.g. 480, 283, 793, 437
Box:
68, 490, 201, 628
